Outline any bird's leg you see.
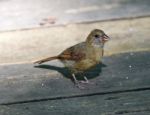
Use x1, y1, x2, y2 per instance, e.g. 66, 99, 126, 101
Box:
79, 76, 89, 84
79, 75, 94, 84
72, 73, 78, 83
83, 76, 89, 83
72, 74, 84, 89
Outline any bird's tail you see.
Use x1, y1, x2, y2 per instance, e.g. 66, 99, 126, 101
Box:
34, 56, 59, 64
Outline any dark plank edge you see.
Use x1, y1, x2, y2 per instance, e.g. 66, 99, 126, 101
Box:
1, 86, 150, 106
0, 90, 150, 115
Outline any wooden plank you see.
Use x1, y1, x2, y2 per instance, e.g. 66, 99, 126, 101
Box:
0, 0, 150, 31
0, 17, 150, 64
0, 90, 150, 115
0, 51, 150, 105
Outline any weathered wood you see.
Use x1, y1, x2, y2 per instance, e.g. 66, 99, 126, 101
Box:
0, 17, 150, 64
0, 51, 150, 105
0, 0, 150, 31
0, 90, 150, 115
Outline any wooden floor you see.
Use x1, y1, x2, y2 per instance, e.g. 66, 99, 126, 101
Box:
0, 0, 150, 115
0, 0, 150, 31
0, 51, 150, 115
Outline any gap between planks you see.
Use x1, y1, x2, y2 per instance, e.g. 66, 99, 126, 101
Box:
1, 86, 150, 106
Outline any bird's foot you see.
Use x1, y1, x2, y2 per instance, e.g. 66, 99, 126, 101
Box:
78, 80, 94, 85
75, 82, 85, 89
79, 80, 89, 84
79, 76, 94, 84
72, 74, 93, 89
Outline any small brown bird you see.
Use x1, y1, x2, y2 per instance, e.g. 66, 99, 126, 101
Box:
34, 29, 110, 88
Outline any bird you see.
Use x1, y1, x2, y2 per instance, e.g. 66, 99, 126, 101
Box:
34, 29, 110, 88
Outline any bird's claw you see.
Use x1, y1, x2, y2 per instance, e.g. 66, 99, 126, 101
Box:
78, 80, 94, 84
76, 84, 85, 89
78, 76, 94, 84
75, 82, 85, 89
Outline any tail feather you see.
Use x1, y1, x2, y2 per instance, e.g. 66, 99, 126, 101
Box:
34, 56, 58, 64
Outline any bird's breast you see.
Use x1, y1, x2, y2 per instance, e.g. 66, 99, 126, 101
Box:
86, 47, 103, 63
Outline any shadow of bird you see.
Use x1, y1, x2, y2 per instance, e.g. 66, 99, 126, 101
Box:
34, 63, 106, 83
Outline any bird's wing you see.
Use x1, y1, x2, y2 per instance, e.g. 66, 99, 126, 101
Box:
58, 42, 86, 61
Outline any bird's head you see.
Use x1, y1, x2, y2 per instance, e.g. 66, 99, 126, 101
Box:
86, 29, 110, 48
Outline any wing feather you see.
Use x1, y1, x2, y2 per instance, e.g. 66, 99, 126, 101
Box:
58, 42, 86, 61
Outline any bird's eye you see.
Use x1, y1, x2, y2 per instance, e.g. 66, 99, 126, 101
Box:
94, 34, 100, 38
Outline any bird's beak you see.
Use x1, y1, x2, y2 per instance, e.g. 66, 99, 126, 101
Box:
102, 34, 110, 43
